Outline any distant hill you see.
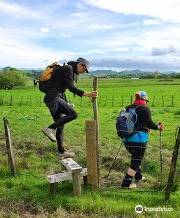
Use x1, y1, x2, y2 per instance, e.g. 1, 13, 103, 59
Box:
1, 66, 180, 79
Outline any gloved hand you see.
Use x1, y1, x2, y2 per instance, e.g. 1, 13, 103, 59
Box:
158, 123, 164, 130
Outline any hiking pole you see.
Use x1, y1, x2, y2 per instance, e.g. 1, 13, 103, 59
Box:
105, 141, 122, 178
159, 123, 163, 186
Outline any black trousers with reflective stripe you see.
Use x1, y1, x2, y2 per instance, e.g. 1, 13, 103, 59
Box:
44, 94, 77, 153
124, 141, 147, 173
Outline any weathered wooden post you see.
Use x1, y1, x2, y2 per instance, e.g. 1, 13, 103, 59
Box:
3, 118, 16, 176
85, 77, 100, 190
10, 95, 13, 106
130, 95, 133, 104
162, 96, 164, 107
50, 182, 58, 193
92, 76, 100, 187
165, 126, 180, 200
152, 96, 155, 107
85, 120, 99, 190
72, 168, 82, 196
121, 96, 124, 106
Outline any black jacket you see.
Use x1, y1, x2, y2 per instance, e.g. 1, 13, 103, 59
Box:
45, 61, 84, 98
126, 104, 158, 132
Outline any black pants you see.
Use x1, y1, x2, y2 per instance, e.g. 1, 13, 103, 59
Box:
124, 141, 147, 174
44, 93, 77, 153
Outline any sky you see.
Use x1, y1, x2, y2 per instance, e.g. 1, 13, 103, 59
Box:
0, 0, 180, 71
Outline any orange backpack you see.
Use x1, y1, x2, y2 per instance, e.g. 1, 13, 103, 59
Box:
39, 62, 61, 82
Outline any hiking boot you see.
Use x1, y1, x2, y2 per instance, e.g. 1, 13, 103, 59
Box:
58, 151, 75, 159
129, 183, 137, 189
121, 175, 133, 188
42, 128, 56, 142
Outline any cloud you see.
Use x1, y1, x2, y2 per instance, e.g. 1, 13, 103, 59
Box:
90, 24, 113, 30
0, 0, 180, 71
0, 1, 43, 19
84, 0, 180, 22
59, 33, 71, 39
90, 56, 180, 71
143, 19, 161, 26
152, 46, 176, 56
40, 27, 50, 33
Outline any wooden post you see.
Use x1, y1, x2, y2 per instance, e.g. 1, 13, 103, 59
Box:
172, 95, 174, 107
112, 96, 114, 107
60, 158, 82, 196
152, 96, 155, 107
92, 77, 100, 187
72, 169, 82, 196
165, 126, 180, 200
29, 96, 32, 105
20, 96, 23, 106
3, 118, 16, 176
104, 96, 107, 106
85, 120, 99, 190
121, 96, 124, 106
50, 182, 58, 193
10, 95, 13, 106
162, 96, 164, 107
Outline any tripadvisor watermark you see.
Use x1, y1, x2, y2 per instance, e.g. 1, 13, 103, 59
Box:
135, 205, 173, 214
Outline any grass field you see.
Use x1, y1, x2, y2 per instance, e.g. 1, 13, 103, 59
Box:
0, 78, 179, 217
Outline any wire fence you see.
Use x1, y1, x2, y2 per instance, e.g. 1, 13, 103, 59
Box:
0, 94, 178, 108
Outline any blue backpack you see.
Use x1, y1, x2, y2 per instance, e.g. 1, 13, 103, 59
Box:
116, 106, 139, 139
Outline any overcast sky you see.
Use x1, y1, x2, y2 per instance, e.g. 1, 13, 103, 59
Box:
0, 0, 180, 71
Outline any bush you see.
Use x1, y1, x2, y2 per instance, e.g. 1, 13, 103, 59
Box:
0, 68, 32, 89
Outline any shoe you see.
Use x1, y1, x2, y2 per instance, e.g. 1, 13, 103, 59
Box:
121, 175, 133, 188
58, 151, 75, 159
136, 176, 146, 183
129, 183, 137, 189
42, 128, 56, 142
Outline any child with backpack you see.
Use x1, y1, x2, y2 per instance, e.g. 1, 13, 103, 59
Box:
39, 57, 97, 159
116, 91, 163, 188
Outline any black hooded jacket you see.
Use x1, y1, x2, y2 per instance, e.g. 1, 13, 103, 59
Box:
126, 104, 158, 132
44, 61, 84, 99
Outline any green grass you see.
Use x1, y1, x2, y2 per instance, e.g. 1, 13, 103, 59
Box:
0, 78, 179, 217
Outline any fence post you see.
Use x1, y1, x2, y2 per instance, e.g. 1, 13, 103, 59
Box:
20, 96, 23, 106
85, 120, 99, 190
112, 96, 114, 107
165, 126, 180, 201
29, 96, 32, 105
152, 96, 155, 107
172, 95, 174, 107
121, 96, 124, 106
10, 95, 13, 106
104, 96, 107, 106
162, 96, 164, 107
3, 118, 16, 176
92, 76, 100, 188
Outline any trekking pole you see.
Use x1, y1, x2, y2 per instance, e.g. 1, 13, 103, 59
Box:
105, 141, 122, 178
159, 123, 163, 186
